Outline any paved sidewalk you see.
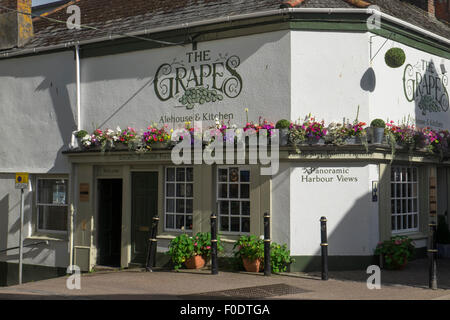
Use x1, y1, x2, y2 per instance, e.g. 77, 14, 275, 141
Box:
0, 258, 448, 300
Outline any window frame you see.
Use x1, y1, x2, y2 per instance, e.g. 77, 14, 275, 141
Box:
390, 165, 420, 234
164, 166, 194, 232
35, 177, 69, 235
216, 166, 251, 235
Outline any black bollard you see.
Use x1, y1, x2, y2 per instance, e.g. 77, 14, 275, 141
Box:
320, 217, 328, 281
429, 223, 438, 290
264, 213, 271, 276
146, 216, 160, 272
211, 213, 219, 275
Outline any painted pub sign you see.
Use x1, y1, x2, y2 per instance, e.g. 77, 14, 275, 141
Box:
403, 60, 449, 116
154, 49, 243, 110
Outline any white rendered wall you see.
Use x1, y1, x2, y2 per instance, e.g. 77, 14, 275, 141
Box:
80, 30, 291, 131
289, 163, 379, 256
290, 31, 371, 125
0, 51, 76, 174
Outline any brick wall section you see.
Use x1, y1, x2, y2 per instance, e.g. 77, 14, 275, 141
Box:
435, 0, 449, 22
428, 0, 436, 16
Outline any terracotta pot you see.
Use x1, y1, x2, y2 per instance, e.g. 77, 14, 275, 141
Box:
242, 257, 262, 272
384, 254, 408, 270
185, 255, 206, 269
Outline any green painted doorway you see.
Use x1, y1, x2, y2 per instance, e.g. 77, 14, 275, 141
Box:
131, 172, 158, 264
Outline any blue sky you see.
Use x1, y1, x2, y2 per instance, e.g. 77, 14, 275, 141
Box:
32, 0, 59, 6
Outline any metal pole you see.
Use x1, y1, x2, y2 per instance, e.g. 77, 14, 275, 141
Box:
429, 223, 438, 290
146, 216, 159, 272
19, 188, 24, 285
264, 213, 271, 276
210, 213, 218, 275
320, 217, 328, 281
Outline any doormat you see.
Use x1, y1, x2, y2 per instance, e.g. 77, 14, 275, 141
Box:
179, 283, 311, 300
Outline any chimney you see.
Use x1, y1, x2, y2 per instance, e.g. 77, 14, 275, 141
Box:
0, 0, 34, 50
435, 0, 449, 22
428, 0, 436, 16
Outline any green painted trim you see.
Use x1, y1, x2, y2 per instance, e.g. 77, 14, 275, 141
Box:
0, 262, 67, 287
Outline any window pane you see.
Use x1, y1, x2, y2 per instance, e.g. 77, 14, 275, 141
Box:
231, 201, 240, 215
242, 218, 250, 233
166, 199, 174, 213
166, 183, 175, 197
240, 170, 250, 182
176, 168, 185, 182
186, 184, 193, 197
218, 184, 227, 198
218, 169, 228, 182
166, 168, 175, 181
240, 184, 249, 199
230, 217, 240, 232
166, 214, 174, 229
176, 183, 185, 197
38, 180, 67, 205
242, 202, 250, 216
186, 215, 193, 230
186, 168, 193, 182
176, 199, 185, 213
38, 206, 67, 231
229, 184, 238, 198
186, 199, 193, 214
176, 215, 185, 229
220, 216, 229, 231
229, 168, 239, 182
220, 201, 229, 215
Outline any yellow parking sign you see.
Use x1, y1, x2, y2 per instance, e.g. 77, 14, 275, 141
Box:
15, 173, 29, 189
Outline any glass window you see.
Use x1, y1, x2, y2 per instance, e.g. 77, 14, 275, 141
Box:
37, 179, 69, 232
391, 166, 419, 233
165, 167, 193, 231
217, 167, 251, 233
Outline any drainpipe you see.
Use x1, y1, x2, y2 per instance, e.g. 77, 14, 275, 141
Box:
69, 44, 81, 269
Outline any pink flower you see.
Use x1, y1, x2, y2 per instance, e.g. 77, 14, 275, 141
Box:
194, 243, 197, 246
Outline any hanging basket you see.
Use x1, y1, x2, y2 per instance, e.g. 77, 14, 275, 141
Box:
385, 48, 406, 69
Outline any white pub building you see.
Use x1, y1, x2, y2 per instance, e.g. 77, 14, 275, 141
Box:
0, 0, 449, 284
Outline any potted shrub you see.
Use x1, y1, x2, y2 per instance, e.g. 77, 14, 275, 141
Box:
370, 119, 386, 144
143, 124, 172, 150
233, 236, 294, 273
75, 130, 89, 149
375, 236, 415, 270
233, 235, 264, 272
166, 232, 223, 270
276, 119, 291, 146
437, 215, 450, 259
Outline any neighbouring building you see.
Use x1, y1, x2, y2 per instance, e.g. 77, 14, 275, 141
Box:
0, 0, 449, 285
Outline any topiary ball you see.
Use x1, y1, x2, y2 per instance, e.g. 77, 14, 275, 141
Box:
385, 48, 406, 68
276, 119, 291, 129
370, 118, 386, 128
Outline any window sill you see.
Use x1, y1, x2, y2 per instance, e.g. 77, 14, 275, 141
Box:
392, 231, 428, 241
27, 235, 68, 242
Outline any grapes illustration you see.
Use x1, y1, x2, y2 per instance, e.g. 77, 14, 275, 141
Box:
179, 87, 223, 109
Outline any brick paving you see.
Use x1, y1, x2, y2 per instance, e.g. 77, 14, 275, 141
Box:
0, 258, 448, 300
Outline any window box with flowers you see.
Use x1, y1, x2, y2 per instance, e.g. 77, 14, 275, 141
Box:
142, 124, 172, 150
